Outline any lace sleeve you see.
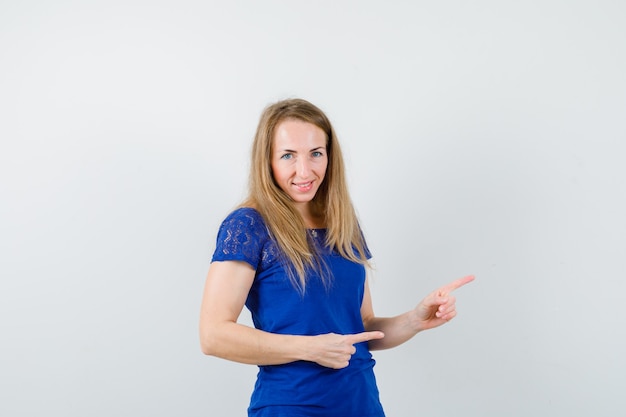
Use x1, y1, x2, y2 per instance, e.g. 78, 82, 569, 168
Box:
211, 208, 270, 270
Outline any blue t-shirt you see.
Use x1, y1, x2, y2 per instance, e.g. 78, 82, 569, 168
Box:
212, 207, 385, 417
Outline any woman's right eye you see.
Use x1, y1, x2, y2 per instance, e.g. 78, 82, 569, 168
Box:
280, 153, 293, 160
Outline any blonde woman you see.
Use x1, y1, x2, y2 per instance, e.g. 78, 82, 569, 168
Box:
199, 98, 474, 417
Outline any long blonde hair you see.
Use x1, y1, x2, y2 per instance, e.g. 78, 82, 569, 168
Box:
241, 98, 370, 292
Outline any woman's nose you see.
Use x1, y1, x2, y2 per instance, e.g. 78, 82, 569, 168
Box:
296, 158, 311, 177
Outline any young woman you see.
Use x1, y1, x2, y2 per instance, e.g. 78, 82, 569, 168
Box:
199, 98, 474, 416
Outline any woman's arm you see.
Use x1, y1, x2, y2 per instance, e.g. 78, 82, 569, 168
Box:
199, 260, 384, 368
361, 275, 474, 351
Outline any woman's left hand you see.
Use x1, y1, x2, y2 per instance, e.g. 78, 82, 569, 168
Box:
413, 275, 475, 331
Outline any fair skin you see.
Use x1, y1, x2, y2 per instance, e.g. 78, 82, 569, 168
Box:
199, 119, 474, 369
270, 118, 328, 227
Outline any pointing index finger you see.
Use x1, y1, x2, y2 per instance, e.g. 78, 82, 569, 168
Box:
439, 274, 475, 296
347, 331, 385, 345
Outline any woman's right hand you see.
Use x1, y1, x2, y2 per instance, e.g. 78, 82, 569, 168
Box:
308, 331, 385, 369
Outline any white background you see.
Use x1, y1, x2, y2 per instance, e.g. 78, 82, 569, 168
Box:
1, 1, 625, 416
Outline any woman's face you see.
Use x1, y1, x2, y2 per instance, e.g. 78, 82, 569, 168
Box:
271, 119, 328, 212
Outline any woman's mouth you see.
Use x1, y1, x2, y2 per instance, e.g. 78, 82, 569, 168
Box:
294, 181, 313, 192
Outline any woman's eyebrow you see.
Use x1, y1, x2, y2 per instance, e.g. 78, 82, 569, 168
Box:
278, 146, 325, 153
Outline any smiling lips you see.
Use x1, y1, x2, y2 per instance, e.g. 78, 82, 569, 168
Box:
293, 181, 314, 192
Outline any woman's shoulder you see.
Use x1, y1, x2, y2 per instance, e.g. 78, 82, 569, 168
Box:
219, 206, 268, 236
213, 206, 275, 266
223, 206, 264, 224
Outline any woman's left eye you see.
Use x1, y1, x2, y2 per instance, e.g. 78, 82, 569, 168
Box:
312, 151, 323, 157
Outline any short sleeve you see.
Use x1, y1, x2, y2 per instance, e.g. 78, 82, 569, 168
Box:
211, 208, 270, 270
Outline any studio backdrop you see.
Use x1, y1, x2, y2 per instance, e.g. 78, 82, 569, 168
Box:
1, 1, 625, 416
